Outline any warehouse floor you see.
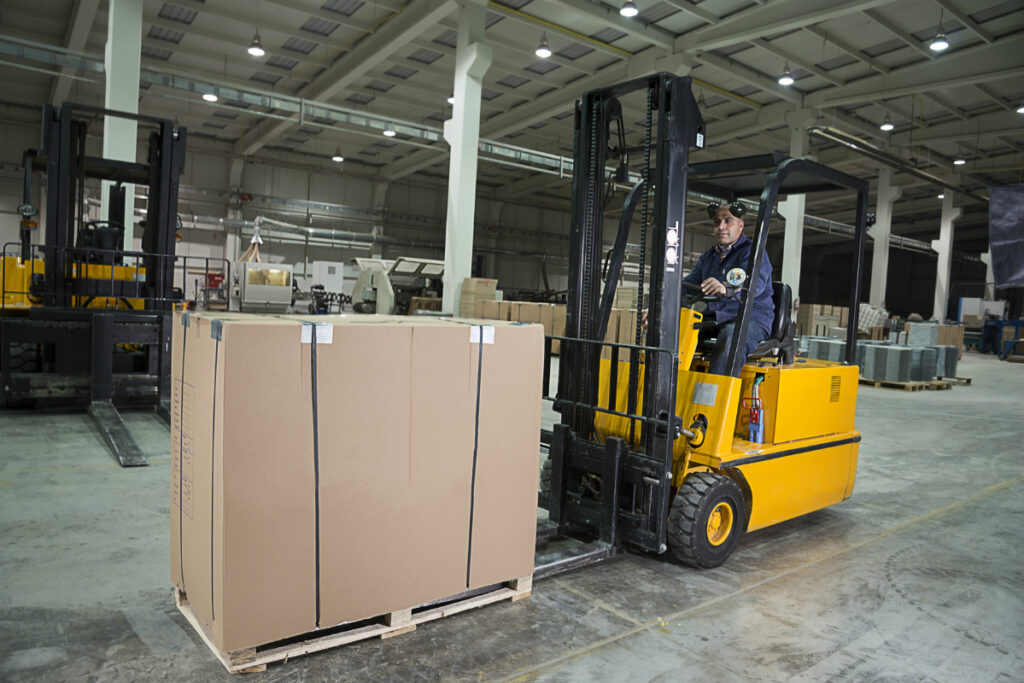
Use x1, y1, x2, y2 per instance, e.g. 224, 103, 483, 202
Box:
1, 353, 1022, 681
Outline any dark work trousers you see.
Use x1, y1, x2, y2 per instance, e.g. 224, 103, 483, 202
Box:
708, 319, 769, 375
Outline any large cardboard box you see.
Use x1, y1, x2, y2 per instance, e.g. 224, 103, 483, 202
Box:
517, 302, 542, 324
498, 301, 514, 322
481, 300, 501, 320
552, 305, 567, 355
460, 278, 498, 318
170, 313, 541, 653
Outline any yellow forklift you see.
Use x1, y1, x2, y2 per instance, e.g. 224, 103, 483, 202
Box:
537, 74, 868, 572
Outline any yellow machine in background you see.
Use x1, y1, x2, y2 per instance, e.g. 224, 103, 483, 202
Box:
1, 256, 144, 312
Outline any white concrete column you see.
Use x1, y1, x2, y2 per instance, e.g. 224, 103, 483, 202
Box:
441, 0, 492, 315
980, 251, 995, 300
868, 166, 901, 308
371, 181, 389, 259
101, 0, 142, 245
779, 109, 816, 309
931, 192, 961, 321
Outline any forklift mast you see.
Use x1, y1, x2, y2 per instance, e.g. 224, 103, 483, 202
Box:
549, 73, 704, 553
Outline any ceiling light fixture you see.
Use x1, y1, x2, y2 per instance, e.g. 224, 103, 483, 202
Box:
929, 9, 948, 52
620, 0, 638, 18
1017, 104, 1024, 114
383, 123, 396, 137
447, 93, 455, 105
953, 158, 966, 166
247, 30, 265, 57
331, 148, 344, 163
879, 116, 894, 132
535, 33, 552, 59
929, 33, 949, 51
937, 193, 945, 199
778, 64, 794, 87
202, 92, 218, 103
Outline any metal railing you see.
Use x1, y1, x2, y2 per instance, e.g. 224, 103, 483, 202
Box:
2, 242, 231, 312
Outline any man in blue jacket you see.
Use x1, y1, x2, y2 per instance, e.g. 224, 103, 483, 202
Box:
685, 202, 775, 376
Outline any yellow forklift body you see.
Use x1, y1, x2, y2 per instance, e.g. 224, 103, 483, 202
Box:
594, 342, 860, 535
69, 262, 146, 310
1, 256, 43, 310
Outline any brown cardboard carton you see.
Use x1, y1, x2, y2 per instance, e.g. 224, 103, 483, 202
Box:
518, 303, 542, 324
601, 310, 621, 359
617, 309, 639, 347
460, 278, 498, 317
498, 301, 513, 321
171, 313, 541, 652
552, 305, 567, 354
539, 304, 554, 339
474, 299, 486, 319
481, 300, 501, 320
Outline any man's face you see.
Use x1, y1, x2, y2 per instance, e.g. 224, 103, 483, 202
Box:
712, 207, 744, 246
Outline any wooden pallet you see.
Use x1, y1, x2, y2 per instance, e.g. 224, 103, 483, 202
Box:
176, 576, 532, 674
936, 375, 972, 385
858, 378, 953, 391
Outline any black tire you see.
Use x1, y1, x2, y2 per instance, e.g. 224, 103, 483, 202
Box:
539, 457, 551, 498
6, 343, 39, 373
668, 472, 746, 569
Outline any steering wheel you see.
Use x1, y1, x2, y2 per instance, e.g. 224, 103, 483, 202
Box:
682, 280, 722, 305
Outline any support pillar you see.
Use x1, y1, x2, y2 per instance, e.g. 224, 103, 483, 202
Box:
931, 192, 961, 321
101, 0, 142, 246
441, 0, 492, 315
980, 251, 995, 300
868, 166, 901, 308
779, 109, 816, 310
371, 181, 390, 259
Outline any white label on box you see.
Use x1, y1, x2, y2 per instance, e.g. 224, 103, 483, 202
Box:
692, 382, 718, 407
470, 326, 495, 344
301, 324, 334, 344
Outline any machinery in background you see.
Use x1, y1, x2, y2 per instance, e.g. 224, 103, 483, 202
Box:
234, 261, 294, 313
0, 103, 228, 467
538, 74, 869, 576
350, 256, 444, 315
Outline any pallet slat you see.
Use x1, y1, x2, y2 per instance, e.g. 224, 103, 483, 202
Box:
858, 378, 953, 391
176, 576, 532, 674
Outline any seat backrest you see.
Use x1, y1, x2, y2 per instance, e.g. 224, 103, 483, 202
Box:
770, 281, 792, 341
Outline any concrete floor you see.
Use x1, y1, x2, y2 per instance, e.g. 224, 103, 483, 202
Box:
1, 352, 1022, 681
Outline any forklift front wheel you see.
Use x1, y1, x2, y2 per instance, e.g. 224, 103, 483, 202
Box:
668, 472, 746, 569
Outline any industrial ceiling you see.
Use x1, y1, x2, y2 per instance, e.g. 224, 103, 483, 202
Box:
1, 0, 1022, 254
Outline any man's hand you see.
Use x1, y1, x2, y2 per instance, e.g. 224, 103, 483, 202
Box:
701, 277, 727, 296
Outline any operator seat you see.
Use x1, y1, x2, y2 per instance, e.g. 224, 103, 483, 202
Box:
748, 282, 796, 365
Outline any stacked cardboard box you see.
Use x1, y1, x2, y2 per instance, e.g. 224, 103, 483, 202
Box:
460, 278, 498, 317
477, 302, 568, 353
796, 304, 842, 337
170, 312, 541, 653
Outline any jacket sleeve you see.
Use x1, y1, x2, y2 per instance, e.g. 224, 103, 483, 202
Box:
684, 251, 706, 285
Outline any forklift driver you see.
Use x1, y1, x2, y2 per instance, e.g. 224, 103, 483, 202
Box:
683, 201, 774, 375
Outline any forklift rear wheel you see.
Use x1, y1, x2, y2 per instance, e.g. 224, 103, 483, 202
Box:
668, 472, 745, 569
539, 457, 551, 497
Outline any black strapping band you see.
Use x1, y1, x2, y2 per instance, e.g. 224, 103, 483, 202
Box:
209, 329, 220, 622
465, 326, 484, 588
178, 314, 188, 594
307, 323, 322, 628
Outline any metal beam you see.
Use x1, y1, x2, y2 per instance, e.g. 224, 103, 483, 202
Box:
973, 83, 1015, 112
483, 2, 629, 60
887, 109, 1022, 145
862, 9, 934, 60
920, 91, 966, 120
234, 0, 456, 157
663, 0, 717, 24
49, 0, 100, 105
694, 49, 803, 104
749, 38, 844, 86
805, 34, 1024, 107
542, 0, 676, 50
934, 0, 994, 44
675, 0, 896, 53
802, 24, 890, 74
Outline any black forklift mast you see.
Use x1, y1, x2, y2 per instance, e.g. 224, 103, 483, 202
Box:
41, 102, 186, 307
547, 73, 704, 555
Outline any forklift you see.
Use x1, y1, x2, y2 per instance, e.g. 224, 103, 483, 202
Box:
537, 73, 869, 573
0, 103, 228, 466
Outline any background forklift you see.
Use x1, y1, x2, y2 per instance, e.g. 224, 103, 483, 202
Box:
537, 73, 869, 573
0, 103, 228, 466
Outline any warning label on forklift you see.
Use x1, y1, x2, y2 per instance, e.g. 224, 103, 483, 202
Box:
692, 382, 718, 407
